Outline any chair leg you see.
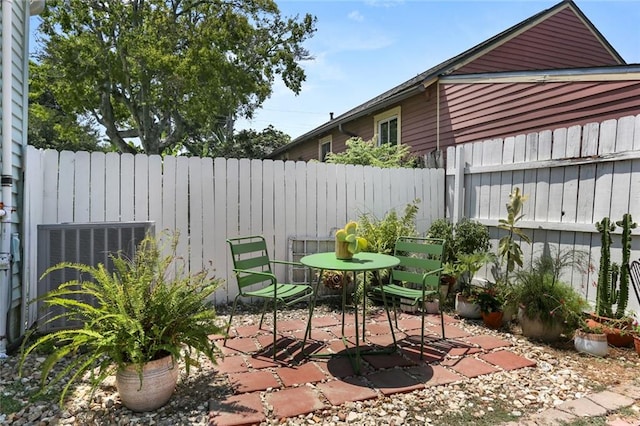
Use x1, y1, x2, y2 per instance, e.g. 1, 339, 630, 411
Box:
224, 295, 241, 345
272, 300, 277, 361
420, 301, 426, 360
258, 299, 268, 329
439, 303, 446, 339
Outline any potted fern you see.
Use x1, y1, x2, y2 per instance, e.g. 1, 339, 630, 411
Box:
20, 231, 224, 412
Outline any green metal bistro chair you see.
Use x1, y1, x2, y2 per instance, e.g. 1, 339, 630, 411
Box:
225, 235, 314, 360
372, 236, 445, 359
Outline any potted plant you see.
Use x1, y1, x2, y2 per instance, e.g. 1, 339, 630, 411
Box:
632, 319, 640, 356
476, 286, 504, 329
427, 217, 491, 299
589, 214, 637, 347
573, 322, 609, 358
19, 231, 224, 412
513, 250, 589, 342
453, 251, 495, 319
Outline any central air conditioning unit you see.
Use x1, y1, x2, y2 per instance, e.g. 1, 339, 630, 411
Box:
36, 221, 155, 332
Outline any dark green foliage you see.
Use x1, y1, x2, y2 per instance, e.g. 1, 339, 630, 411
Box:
19, 231, 224, 406
325, 137, 418, 168
513, 250, 589, 331
357, 200, 420, 255
426, 218, 490, 265
425, 218, 454, 263
35, 0, 316, 155
354, 200, 420, 302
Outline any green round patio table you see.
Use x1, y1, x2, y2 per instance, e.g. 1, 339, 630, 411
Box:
300, 252, 400, 374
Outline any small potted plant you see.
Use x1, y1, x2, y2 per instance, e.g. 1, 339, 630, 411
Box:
632, 319, 640, 356
573, 321, 609, 358
20, 231, 225, 412
453, 251, 495, 319
476, 286, 504, 329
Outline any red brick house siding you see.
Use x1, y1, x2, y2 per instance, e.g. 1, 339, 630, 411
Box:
437, 80, 640, 146
455, 8, 620, 74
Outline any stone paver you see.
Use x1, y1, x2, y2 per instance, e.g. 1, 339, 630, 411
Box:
317, 377, 379, 405
529, 407, 577, 425
275, 362, 326, 387
214, 355, 250, 374
442, 356, 500, 378
227, 370, 280, 394
464, 334, 513, 350
209, 392, 265, 426
405, 364, 464, 387
365, 368, 425, 396
588, 390, 636, 411
266, 386, 326, 419
557, 397, 609, 417
362, 352, 415, 369
480, 349, 537, 370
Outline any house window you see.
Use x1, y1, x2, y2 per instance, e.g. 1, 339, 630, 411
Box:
319, 136, 332, 162
374, 106, 401, 146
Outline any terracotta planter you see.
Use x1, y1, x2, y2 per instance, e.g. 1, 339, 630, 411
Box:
455, 293, 481, 319
481, 311, 504, 329
633, 335, 640, 356
116, 354, 179, 412
586, 314, 634, 348
574, 329, 609, 357
335, 240, 353, 260
517, 307, 563, 342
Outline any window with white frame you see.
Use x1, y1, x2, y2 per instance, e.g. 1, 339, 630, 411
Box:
374, 106, 401, 146
319, 135, 332, 162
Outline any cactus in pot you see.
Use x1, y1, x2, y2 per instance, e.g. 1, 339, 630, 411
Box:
335, 221, 367, 260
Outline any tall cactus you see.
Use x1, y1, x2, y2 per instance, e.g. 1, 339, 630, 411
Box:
595, 214, 637, 319
595, 217, 616, 318
615, 213, 637, 318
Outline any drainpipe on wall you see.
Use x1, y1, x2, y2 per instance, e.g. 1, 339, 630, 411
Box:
1, 0, 15, 358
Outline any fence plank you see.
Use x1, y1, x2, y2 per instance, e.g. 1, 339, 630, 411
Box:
74, 151, 91, 222
120, 154, 135, 222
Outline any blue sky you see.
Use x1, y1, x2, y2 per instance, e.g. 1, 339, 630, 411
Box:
30, 1, 640, 140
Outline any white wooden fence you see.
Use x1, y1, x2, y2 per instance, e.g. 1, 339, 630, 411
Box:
446, 114, 640, 314
23, 146, 444, 328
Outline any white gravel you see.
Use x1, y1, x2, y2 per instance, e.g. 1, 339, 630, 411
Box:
2, 301, 639, 425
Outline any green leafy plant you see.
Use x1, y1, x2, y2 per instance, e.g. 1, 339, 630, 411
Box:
497, 187, 532, 282
325, 137, 418, 168
354, 200, 420, 302
513, 250, 589, 331
19, 231, 224, 406
425, 218, 455, 264
595, 214, 637, 319
358, 199, 420, 255
476, 287, 504, 314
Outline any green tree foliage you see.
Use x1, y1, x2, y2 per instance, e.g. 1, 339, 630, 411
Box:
28, 62, 106, 152
182, 125, 291, 159
35, 0, 316, 155
324, 137, 417, 168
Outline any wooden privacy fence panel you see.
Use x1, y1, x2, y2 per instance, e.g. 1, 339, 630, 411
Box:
446, 114, 640, 313
24, 146, 444, 328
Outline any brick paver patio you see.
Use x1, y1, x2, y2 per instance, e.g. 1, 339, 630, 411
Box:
208, 311, 536, 426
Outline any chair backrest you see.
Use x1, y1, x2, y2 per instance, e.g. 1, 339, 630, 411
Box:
630, 259, 640, 306
392, 236, 445, 289
227, 235, 274, 292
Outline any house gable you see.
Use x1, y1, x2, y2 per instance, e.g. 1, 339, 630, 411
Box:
270, 0, 632, 162
454, 5, 622, 74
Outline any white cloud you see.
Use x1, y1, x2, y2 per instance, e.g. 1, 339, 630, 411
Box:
348, 10, 364, 22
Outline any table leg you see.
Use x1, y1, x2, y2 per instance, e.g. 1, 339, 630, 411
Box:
302, 268, 324, 354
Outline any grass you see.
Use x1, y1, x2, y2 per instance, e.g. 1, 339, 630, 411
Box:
0, 382, 25, 415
